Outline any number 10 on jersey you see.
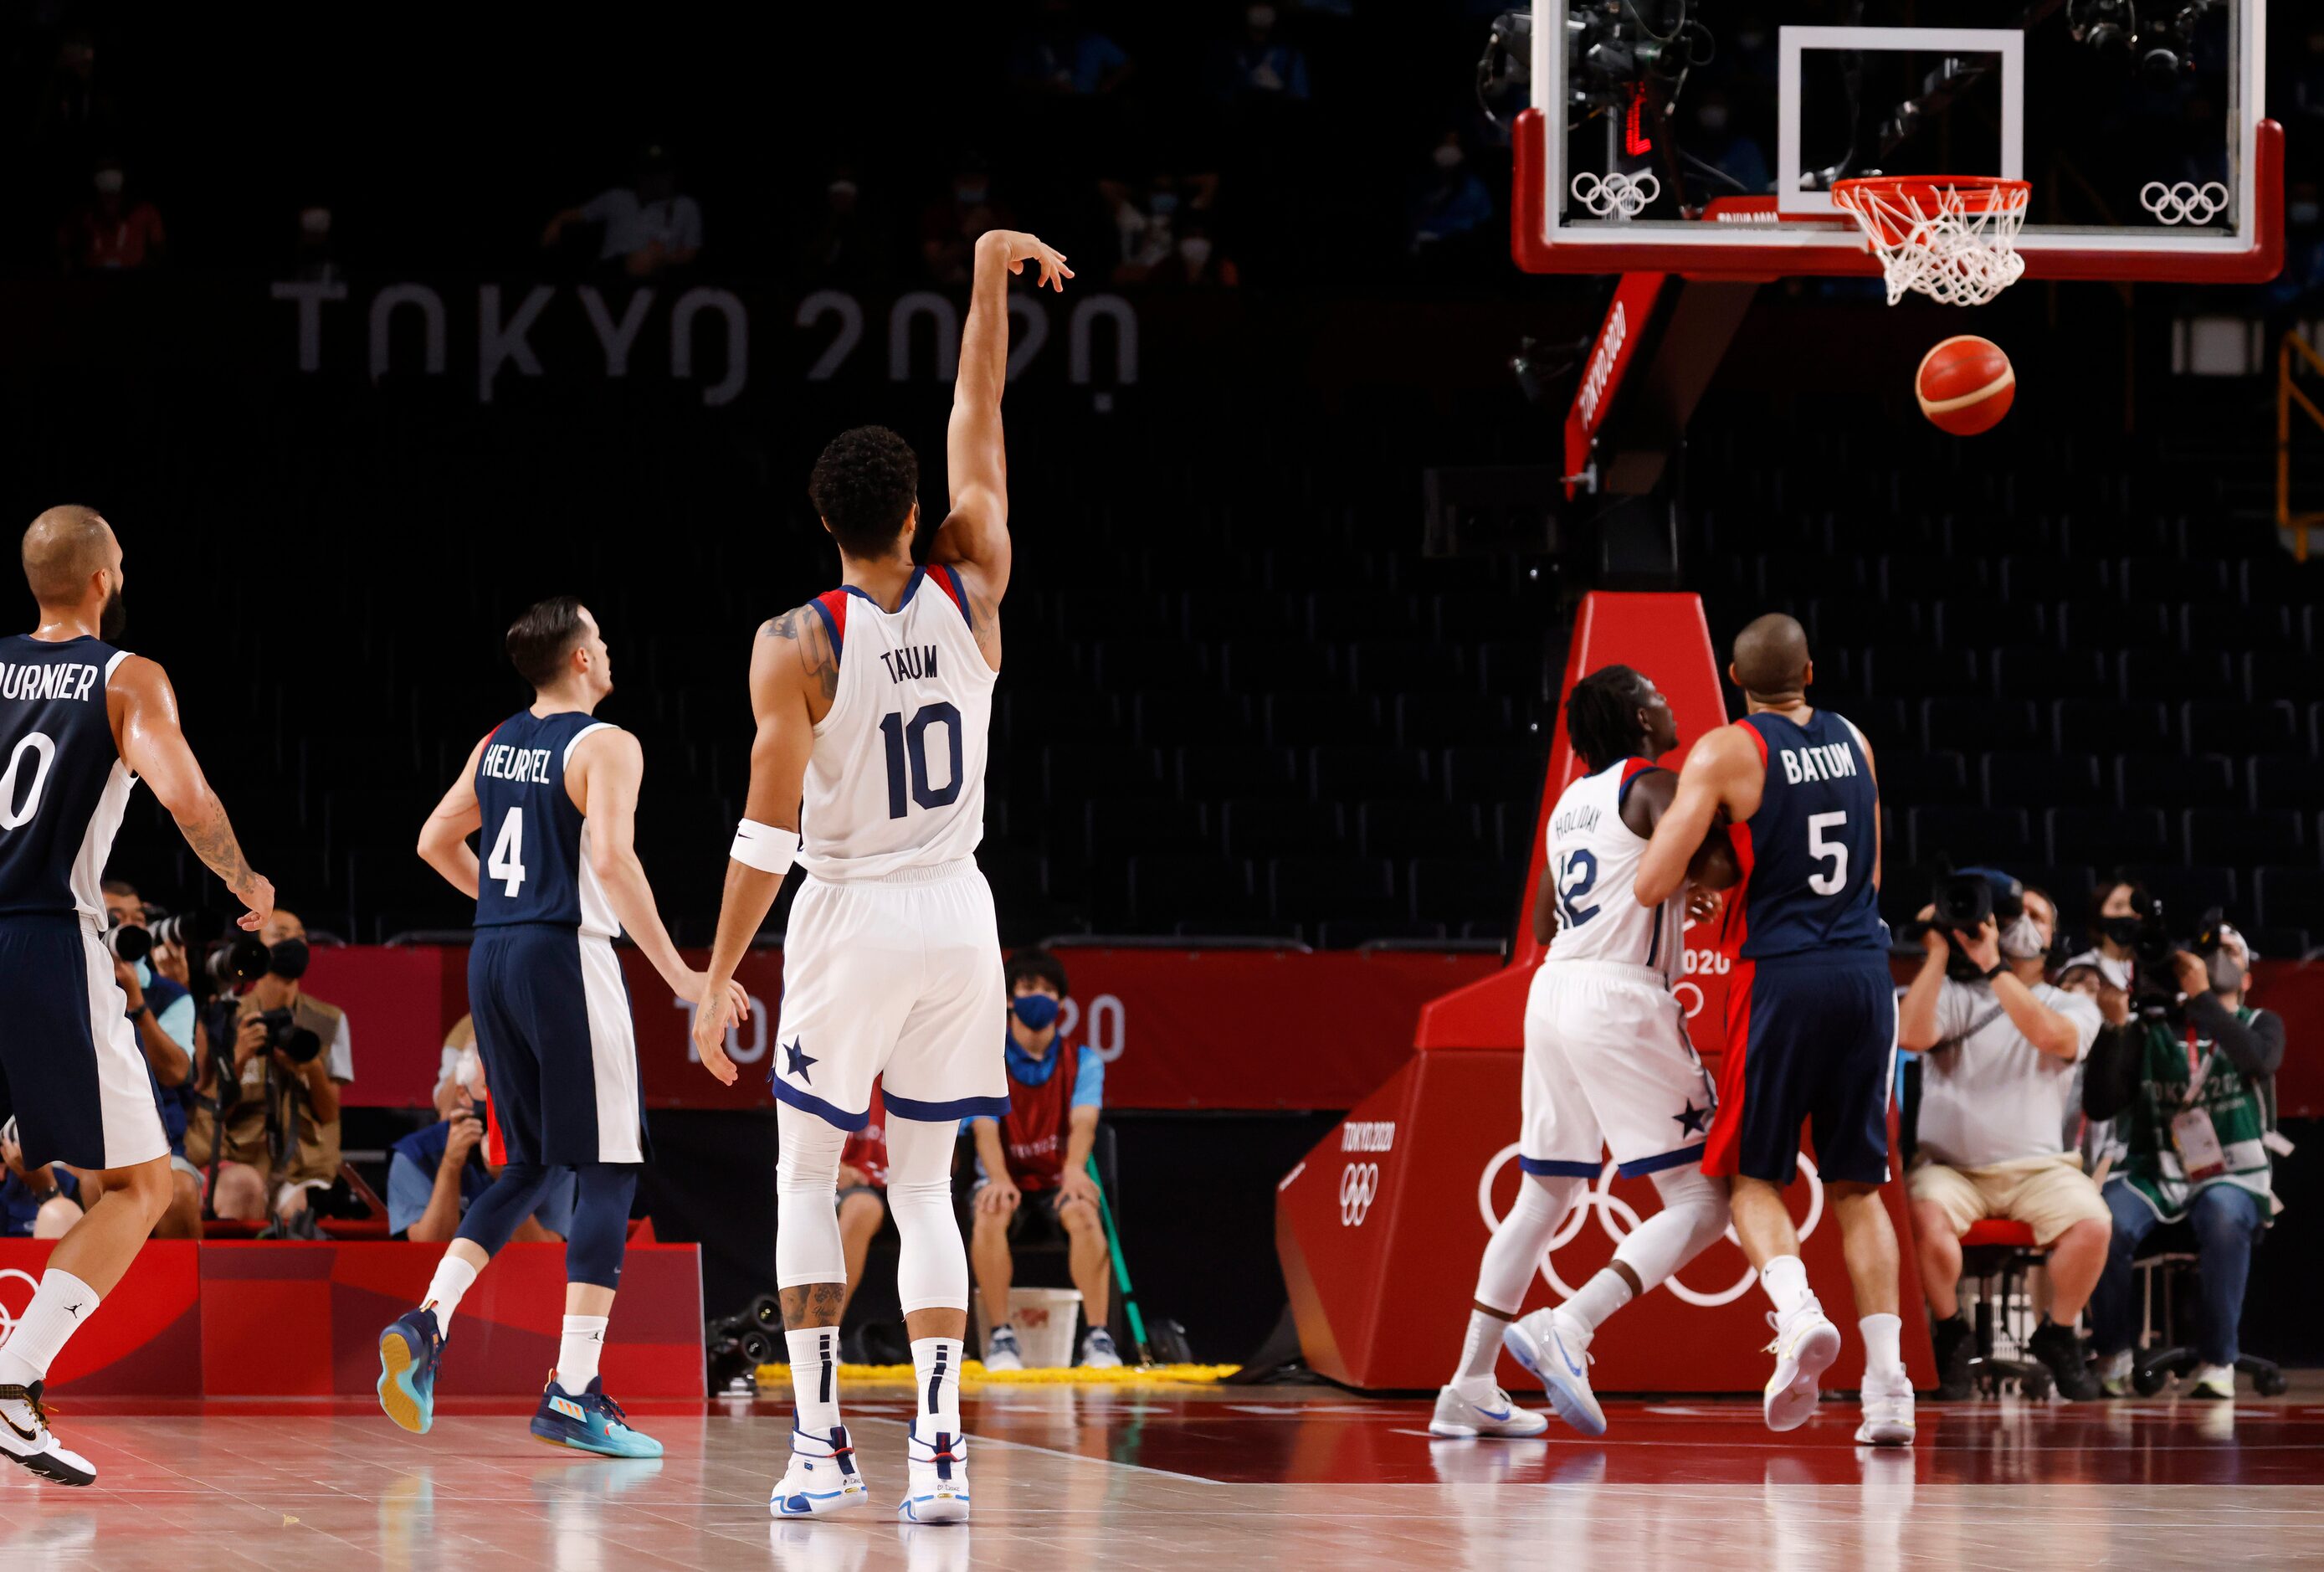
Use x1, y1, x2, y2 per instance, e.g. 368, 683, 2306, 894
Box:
878, 701, 963, 820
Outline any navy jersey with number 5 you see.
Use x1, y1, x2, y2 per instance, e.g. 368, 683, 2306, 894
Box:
473, 710, 622, 939
1723, 709, 1885, 961
0, 634, 133, 922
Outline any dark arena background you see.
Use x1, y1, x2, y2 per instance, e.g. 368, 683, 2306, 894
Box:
1, 2, 2321, 1566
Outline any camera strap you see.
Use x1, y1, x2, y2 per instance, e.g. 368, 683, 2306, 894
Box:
1934, 1003, 2009, 1055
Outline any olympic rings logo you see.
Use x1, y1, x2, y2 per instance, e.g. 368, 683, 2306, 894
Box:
1475, 1144, 1824, 1308
2140, 181, 2229, 227
1571, 172, 1661, 220
1340, 1163, 1381, 1227
0, 1266, 38, 1338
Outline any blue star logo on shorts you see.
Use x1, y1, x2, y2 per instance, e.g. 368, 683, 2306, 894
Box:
1674, 1101, 1710, 1136
784, 1038, 818, 1084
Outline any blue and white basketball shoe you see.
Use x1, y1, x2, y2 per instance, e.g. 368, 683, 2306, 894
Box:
1503, 1307, 1608, 1438
1428, 1379, 1550, 1439
530, 1375, 664, 1457
771, 1424, 870, 1518
895, 1422, 970, 1523
376, 1307, 444, 1435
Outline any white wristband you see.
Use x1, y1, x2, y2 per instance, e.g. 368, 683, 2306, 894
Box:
731, 819, 799, 876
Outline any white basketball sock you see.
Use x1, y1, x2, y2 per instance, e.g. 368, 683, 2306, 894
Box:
1450, 1174, 1580, 1386
557, 1314, 608, 1390
912, 1336, 964, 1437
1860, 1313, 1904, 1381
1562, 1267, 1633, 1333
1454, 1310, 1511, 1384
0, 1267, 97, 1386
788, 1326, 842, 1434
423, 1254, 480, 1328
1760, 1255, 1813, 1316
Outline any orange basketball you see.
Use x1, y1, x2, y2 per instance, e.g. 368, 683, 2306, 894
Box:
1916, 335, 2014, 436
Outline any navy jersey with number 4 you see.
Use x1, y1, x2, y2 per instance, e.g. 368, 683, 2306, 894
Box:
0, 634, 134, 922
472, 710, 622, 939
1724, 709, 1885, 961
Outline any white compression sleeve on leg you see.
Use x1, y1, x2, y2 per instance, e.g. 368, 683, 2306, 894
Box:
885, 1115, 970, 1315
1608, 1164, 1731, 1295
775, 1103, 849, 1289
1471, 1174, 1583, 1316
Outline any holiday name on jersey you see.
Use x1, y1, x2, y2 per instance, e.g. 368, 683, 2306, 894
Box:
878, 644, 939, 685
1551, 803, 1601, 839
0, 660, 102, 703
1777, 742, 1859, 784
480, 742, 556, 783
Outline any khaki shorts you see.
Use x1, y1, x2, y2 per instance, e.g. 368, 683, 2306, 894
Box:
1909, 1153, 2111, 1246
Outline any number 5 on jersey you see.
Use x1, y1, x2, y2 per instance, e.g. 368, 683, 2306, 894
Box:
1807, 809, 1849, 895
488, 805, 527, 896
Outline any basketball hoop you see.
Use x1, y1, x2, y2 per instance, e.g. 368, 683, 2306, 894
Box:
1830, 176, 2030, 308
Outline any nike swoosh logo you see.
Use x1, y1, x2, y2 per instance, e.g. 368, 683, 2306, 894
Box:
1477, 1405, 1511, 1421
1555, 1336, 1585, 1378
1, 1413, 38, 1444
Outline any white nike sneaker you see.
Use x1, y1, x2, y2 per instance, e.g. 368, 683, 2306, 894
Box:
1502, 1307, 1608, 1438
0, 1380, 95, 1487
2188, 1363, 2236, 1400
1762, 1302, 1841, 1433
770, 1425, 870, 1518
1428, 1379, 1550, 1439
982, 1327, 1023, 1373
895, 1422, 970, 1523
1854, 1369, 1916, 1446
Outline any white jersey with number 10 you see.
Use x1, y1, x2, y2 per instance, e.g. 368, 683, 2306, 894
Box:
796, 566, 994, 883
1542, 758, 1685, 984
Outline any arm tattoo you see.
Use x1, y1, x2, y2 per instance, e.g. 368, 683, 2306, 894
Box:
767, 604, 841, 702
180, 798, 255, 892
778, 1281, 849, 1330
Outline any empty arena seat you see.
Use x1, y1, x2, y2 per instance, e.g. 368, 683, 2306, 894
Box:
1442, 746, 1545, 805
1262, 693, 1381, 747
1220, 799, 1347, 859
2119, 650, 2235, 704
1922, 696, 2042, 753
1178, 745, 1303, 803
1830, 696, 1910, 744
1310, 746, 1433, 803
1223, 640, 1342, 696
1058, 589, 1174, 641
2059, 598, 2178, 655
1997, 649, 2111, 702
1756, 554, 1865, 600
1932, 598, 2024, 652
2121, 753, 2234, 812
1268, 856, 1399, 927
1304, 587, 1423, 642
2117, 554, 2230, 604
1182, 590, 1301, 642
2183, 809, 2307, 867
1877, 554, 1988, 601
1126, 856, 1254, 930
2182, 600, 2296, 656
1345, 640, 1465, 693
1093, 640, 1218, 694
1044, 744, 1166, 806
1809, 596, 1914, 650
2055, 699, 2175, 756
2047, 806, 2170, 866
1863, 647, 1980, 699
1408, 857, 1525, 930
2247, 754, 2323, 811
1133, 691, 1254, 747
2183, 700, 2301, 757
1998, 553, 2109, 603
1085, 799, 1210, 862
2254, 866, 2324, 936
2122, 864, 2239, 922
1983, 750, 2105, 809
2019, 865, 2098, 919
1394, 692, 1513, 750
1880, 751, 1971, 804
1359, 801, 1487, 860
2244, 650, 2324, 702
1908, 805, 2034, 866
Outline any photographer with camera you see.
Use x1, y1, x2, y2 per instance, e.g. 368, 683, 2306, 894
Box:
185, 907, 354, 1229
99, 880, 204, 1238
2063, 877, 2146, 992
388, 1040, 572, 1244
2084, 916, 2283, 1400
1897, 871, 2110, 1400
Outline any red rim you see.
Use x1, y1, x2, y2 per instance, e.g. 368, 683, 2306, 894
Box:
1831, 175, 2032, 218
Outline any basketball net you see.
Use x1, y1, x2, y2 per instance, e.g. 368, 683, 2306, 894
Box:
1830, 177, 2030, 308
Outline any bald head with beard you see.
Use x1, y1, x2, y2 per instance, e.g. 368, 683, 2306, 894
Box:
1731, 613, 1811, 705
21, 505, 123, 636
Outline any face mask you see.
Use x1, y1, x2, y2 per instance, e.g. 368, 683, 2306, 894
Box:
300, 207, 331, 236
1012, 993, 1060, 1030
2207, 953, 2244, 993
1434, 144, 1465, 171
269, 937, 310, 979
955, 182, 988, 206
1998, 913, 2047, 961
456, 1045, 485, 1099
1179, 237, 1213, 266
100, 584, 126, 640
2098, 916, 2142, 947
2293, 201, 2321, 226
94, 168, 124, 196
1151, 192, 1179, 217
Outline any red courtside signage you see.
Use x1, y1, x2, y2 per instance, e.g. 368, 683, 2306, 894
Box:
1563, 271, 1667, 497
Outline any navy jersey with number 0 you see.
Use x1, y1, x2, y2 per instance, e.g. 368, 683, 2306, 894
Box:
1724, 709, 1886, 961
0, 634, 134, 922
472, 710, 621, 939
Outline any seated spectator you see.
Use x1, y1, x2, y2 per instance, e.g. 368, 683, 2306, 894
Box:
1897, 878, 2107, 1399
57, 157, 166, 273
290, 203, 339, 285
1211, 4, 1311, 104
432, 1012, 479, 1117
101, 879, 203, 1238
834, 1087, 891, 1324
1, 1119, 80, 1241
967, 949, 1121, 1370
1008, 0, 1133, 96
1408, 133, 1495, 260
388, 1042, 572, 1243
2062, 877, 2145, 990
921, 157, 1012, 285
1149, 218, 1239, 289
2085, 925, 2283, 1400
186, 907, 354, 1229
541, 144, 702, 279
794, 164, 887, 288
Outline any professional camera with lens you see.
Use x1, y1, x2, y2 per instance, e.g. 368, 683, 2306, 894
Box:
253, 1007, 325, 1065
2127, 893, 2226, 1014
103, 911, 151, 963
203, 932, 273, 991
1907, 869, 2024, 981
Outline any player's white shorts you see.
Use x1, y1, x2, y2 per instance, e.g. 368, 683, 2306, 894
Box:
1521, 958, 1716, 1180
772, 858, 1009, 1130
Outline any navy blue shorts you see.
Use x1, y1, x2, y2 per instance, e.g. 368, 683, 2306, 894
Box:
0, 915, 168, 1171
468, 925, 648, 1169
1705, 952, 1896, 1187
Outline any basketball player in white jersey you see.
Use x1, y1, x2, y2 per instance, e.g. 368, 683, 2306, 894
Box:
0, 506, 274, 1485
691, 228, 1071, 1524
1434, 665, 1735, 1441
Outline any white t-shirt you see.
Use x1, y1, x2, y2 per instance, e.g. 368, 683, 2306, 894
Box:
579, 188, 703, 262
1913, 978, 2102, 1170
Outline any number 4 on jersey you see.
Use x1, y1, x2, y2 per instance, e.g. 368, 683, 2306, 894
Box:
487, 805, 527, 896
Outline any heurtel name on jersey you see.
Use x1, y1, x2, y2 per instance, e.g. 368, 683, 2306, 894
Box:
480, 742, 556, 783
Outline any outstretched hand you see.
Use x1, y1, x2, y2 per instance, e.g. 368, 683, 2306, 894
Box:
982, 229, 1074, 292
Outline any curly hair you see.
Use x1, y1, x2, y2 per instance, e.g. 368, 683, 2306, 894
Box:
808, 425, 921, 558
1563, 664, 1654, 773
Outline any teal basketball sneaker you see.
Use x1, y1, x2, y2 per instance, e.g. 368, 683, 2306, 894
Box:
377, 1307, 444, 1435
530, 1375, 664, 1458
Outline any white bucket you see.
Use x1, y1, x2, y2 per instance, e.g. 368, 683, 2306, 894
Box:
997, 1287, 1083, 1368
